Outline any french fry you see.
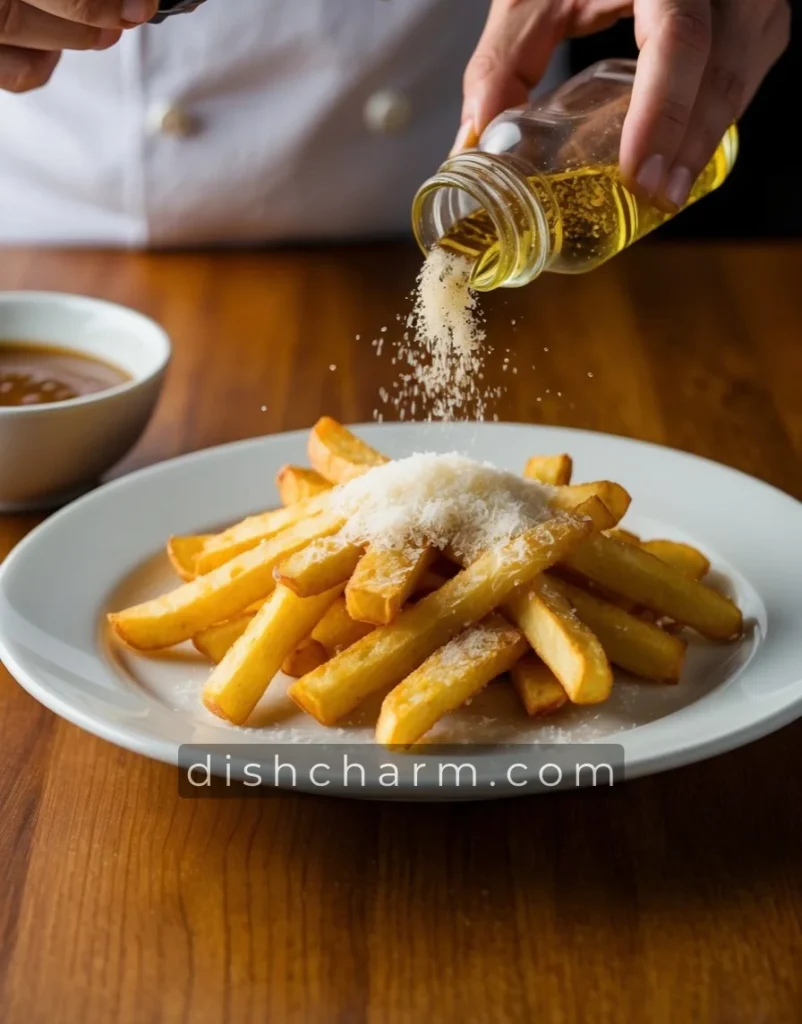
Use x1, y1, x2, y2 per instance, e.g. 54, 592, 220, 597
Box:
203, 583, 343, 724
167, 535, 210, 581
510, 653, 569, 717
641, 539, 710, 580
551, 565, 642, 615
308, 415, 388, 484
276, 531, 363, 597
505, 574, 613, 704
414, 569, 451, 596
565, 534, 742, 640
548, 481, 631, 524
523, 454, 573, 486
196, 490, 333, 574
523, 457, 630, 523
606, 528, 640, 545
548, 576, 686, 681
193, 613, 255, 663
310, 596, 375, 654
311, 406, 439, 617
607, 539, 710, 626
375, 615, 528, 747
275, 465, 332, 506
108, 511, 344, 650
289, 504, 602, 725
345, 545, 436, 625
281, 638, 329, 677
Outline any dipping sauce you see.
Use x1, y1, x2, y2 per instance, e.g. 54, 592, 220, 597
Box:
0, 341, 131, 407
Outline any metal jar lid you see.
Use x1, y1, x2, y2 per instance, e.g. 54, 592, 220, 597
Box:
151, 1, 207, 22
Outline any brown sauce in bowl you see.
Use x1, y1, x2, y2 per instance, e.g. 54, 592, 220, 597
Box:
0, 341, 131, 407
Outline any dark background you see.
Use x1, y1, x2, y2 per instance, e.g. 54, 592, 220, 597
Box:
569, 16, 800, 238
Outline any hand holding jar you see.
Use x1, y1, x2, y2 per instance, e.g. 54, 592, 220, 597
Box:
455, 0, 790, 212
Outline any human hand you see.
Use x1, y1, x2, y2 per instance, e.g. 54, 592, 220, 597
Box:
0, 0, 158, 93
456, 0, 790, 209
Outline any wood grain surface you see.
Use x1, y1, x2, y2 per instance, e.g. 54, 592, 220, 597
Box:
0, 242, 800, 1024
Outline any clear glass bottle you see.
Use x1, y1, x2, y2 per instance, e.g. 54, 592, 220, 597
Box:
412, 59, 738, 291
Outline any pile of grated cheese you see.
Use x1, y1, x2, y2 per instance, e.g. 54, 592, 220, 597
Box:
330, 452, 554, 562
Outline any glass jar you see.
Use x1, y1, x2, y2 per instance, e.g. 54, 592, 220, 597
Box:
412, 59, 738, 291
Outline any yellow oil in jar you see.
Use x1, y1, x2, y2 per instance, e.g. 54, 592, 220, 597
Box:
439, 125, 738, 282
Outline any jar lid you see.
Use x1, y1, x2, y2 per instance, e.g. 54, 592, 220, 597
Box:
151, 1, 206, 23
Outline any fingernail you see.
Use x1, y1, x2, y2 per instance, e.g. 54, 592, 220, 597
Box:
450, 120, 478, 157
94, 28, 121, 49
635, 154, 665, 197
122, 0, 152, 24
663, 165, 694, 210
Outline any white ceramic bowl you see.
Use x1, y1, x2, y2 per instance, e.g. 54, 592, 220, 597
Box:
0, 292, 170, 511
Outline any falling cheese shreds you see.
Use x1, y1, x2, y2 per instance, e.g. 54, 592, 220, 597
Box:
330, 452, 554, 561
375, 249, 507, 423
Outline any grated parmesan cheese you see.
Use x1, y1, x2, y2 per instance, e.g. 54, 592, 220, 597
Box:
375, 249, 507, 423
436, 620, 518, 668
331, 452, 554, 561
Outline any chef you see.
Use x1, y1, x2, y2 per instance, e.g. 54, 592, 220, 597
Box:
0, 0, 788, 246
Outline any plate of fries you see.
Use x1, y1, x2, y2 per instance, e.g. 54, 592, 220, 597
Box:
1, 418, 800, 798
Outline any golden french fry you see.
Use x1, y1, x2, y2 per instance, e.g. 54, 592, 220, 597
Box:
414, 569, 451, 596
281, 638, 329, 677
605, 528, 641, 545
564, 497, 616, 533
275, 465, 332, 506
523, 454, 573, 486
203, 584, 342, 724
345, 545, 436, 625
310, 596, 375, 655
193, 613, 255, 663
510, 653, 569, 717
506, 574, 613, 704
276, 531, 363, 597
641, 539, 710, 580
375, 614, 528, 747
289, 505, 600, 725
552, 566, 642, 615
196, 490, 333, 574
167, 534, 210, 581
308, 415, 388, 484
547, 481, 632, 524
562, 528, 712, 621
565, 534, 741, 640
558, 574, 670, 632
108, 511, 344, 650
523, 455, 631, 525
548, 576, 686, 681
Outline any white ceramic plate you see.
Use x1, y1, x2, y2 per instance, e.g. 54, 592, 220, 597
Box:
1, 423, 801, 800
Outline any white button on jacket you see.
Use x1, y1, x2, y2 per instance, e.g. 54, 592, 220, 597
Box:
363, 90, 412, 135
0, 0, 566, 247
146, 100, 200, 139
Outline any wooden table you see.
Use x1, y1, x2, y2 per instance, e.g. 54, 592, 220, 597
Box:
1, 243, 800, 1024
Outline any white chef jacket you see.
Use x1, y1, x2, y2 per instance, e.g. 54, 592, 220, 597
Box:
0, 0, 566, 247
